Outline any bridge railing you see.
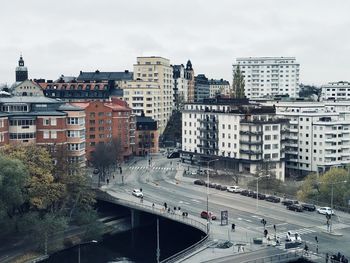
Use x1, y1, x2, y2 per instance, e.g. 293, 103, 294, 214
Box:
238, 250, 303, 263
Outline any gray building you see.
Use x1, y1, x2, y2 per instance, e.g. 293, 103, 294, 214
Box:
194, 74, 210, 102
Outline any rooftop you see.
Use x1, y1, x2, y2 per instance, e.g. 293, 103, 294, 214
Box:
0, 96, 60, 104
77, 70, 133, 81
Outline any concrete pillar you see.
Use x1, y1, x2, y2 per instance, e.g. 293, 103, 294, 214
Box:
131, 209, 140, 229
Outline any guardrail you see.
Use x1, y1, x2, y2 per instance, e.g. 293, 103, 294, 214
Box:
239, 250, 303, 263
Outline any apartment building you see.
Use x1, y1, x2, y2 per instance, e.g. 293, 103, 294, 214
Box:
134, 115, 159, 156
232, 57, 300, 99
127, 57, 173, 134
72, 98, 135, 162
0, 96, 86, 167
181, 98, 288, 181
194, 74, 210, 102
262, 101, 350, 176
172, 64, 188, 109
321, 81, 350, 101
209, 79, 230, 98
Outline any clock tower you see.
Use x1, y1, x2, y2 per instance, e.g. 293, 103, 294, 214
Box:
15, 55, 28, 82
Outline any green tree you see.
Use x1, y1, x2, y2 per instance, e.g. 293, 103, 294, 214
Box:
232, 65, 245, 98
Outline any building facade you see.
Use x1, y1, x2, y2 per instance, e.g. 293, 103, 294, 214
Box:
134, 115, 159, 156
72, 98, 135, 162
0, 96, 86, 167
15, 55, 28, 83
232, 57, 300, 99
209, 79, 230, 98
262, 101, 350, 176
172, 64, 188, 109
194, 74, 210, 102
11, 79, 44, 97
185, 60, 195, 103
181, 98, 288, 181
129, 57, 173, 133
321, 81, 350, 101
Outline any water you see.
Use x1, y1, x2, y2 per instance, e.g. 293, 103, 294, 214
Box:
43, 215, 204, 263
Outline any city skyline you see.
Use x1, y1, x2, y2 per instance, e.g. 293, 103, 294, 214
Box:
1, 0, 350, 86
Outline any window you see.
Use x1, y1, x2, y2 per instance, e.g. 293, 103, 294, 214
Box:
273, 144, 278, 149
272, 125, 278, 131
51, 131, 57, 139
67, 118, 79, 125
264, 135, 271, 140
264, 144, 271, 150
265, 126, 271, 131
43, 118, 50, 126
43, 131, 49, 139
264, 154, 271, 159
51, 118, 57, 126
272, 153, 278, 159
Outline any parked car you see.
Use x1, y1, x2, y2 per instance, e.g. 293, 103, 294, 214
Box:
265, 195, 281, 203
209, 183, 217, 188
317, 207, 334, 215
282, 199, 299, 206
215, 184, 222, 190
220, 185, 227, 191
227, 186, 241, 193
301, 203, 316, 211
200, 211, 217, 220
240, 189, 250, 196
247, 190, 255, 197
194, 179, 205, 186
132, 189, 143, 198
287, 204, 303, 212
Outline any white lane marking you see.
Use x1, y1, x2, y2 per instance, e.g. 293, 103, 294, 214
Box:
252, 215, 263, 220
179, 201, 190, 205
191, 199, 201, 203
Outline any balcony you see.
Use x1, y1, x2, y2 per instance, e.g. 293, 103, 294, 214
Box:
239, 140, 262, 145
239, 149, 262, 155
239, 130, 263, 136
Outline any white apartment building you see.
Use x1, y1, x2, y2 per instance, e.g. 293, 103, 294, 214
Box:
321, 81, 350, 101
261, 101, 350, 176
209, 79, 230, 98
232, 57, 300, 99
124, 57, 173, 133
181, 98, 288, 181
122, 81, 161, 123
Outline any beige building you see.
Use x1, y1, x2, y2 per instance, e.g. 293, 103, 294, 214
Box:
12, 79, 44, 97
123, 56, 173, 133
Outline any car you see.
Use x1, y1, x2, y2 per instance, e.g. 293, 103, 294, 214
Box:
240, 189, 250, 196
265, 195, 281, 203
301, 203, 316, 211
194, 179, 205, 186
317, 207, 334, 215
247, 190, 255, 197
132, 189, 143, 198
220, 185, 227, 191
285, 231, 302, 242
287, 204, 303, 212
227, 186, 241, 193
282, 199, 299, 206
167, 151, 180, 159
209, 183, 217, 188
215, 184, 222, 190
200, 211, 217, 220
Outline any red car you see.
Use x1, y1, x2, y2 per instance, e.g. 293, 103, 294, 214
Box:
200, 211, 217, 220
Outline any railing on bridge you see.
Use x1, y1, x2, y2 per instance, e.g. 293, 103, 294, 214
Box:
96, 190, 210, 262
237, 250, 303, 263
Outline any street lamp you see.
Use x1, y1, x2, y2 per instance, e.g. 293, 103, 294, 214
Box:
78, 240, 98, 263
256, 174, 270, 211
205, 158, 219, 235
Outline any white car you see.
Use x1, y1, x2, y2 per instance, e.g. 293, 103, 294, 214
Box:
132, 189, 143, 198
285, 231, 302, 242
227, 186, 241, 193
317, 207, 334, 215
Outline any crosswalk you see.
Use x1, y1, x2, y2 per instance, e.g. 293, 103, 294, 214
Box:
274, 227, 316, 239
129, 166, 175, 171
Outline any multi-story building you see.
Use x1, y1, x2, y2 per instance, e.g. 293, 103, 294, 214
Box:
134, 114, 159, 156
208, 79, 230, 98
232, 57, 300, 99
128, 57, 173, 133
122, 81, 161, 123
194, 74, 210, 102
172, 64, 188, 109
72, 98, 135, 162
261, 100, 350, 176
0, 96, 86, 167
181, 98, 288, 181
321, 81, 350, 101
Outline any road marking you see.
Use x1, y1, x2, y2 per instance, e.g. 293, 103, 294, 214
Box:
275, 228, 316, 238
191, 199, 201, 203
251, 215, 263, 220
179, 201, 190, 205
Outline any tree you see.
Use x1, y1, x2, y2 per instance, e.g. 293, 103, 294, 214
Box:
297, 168, 350, 207
232, 65, 245, 98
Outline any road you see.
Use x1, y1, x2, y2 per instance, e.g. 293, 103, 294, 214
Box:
106, 153, 350, 259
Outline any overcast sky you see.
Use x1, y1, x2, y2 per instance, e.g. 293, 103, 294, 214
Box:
1, 0, 349, 86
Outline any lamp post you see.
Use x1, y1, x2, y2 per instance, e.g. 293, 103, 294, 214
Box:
78, 240, 98, 263
205, 158, 219, 235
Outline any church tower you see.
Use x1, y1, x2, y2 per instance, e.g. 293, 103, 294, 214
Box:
15, 55, 28, 82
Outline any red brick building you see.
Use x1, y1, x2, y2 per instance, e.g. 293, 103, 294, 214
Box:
72, 98, 135, 162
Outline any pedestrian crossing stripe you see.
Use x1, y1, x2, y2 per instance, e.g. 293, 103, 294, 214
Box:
129, 166, 174, 171
274, 228, 316, 238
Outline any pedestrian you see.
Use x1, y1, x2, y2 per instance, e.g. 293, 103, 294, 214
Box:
238, 245, 241, 252
140, 196, 143, 203
168, 208, 171, 213
140, 188, 142, 192
113, 175, 115, 180
107, 178, 110, 185
152, 203, 155, 209
242, 246, 245, 252
164, 202, 167, 209
178, 206, 181, 211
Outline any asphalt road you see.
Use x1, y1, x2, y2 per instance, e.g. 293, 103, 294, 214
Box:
109, 154, 350, 257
